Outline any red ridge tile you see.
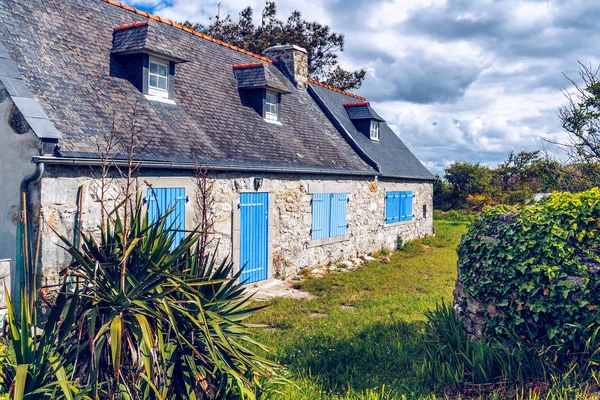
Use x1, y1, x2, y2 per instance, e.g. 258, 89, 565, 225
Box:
308, 78, 366, 101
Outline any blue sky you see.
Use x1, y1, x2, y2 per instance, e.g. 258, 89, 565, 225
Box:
123, 0, 599, 175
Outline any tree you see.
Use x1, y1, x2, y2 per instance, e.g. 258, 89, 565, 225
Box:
558, 62, 600, 188
182, 2, 366, 91
444, 162, 493, 206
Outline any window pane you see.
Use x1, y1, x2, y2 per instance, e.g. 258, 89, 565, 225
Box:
149, 62, 158, 74
266, 92, 277, 103
158, 64, 168, 77
149, 75, 158, 88
158, 77, 167, 90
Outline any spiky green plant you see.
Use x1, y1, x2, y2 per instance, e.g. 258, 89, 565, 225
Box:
25, 197, 277, 399
1, 285, 89, 399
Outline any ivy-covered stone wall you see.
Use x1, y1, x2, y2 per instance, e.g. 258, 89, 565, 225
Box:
453, 189, 600, 346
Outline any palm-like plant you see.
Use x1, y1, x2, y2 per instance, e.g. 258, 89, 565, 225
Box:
3, 197, 277, 399
1, 286, 89, 399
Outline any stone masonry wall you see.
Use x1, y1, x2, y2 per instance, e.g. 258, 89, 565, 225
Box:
38, 167, 433, 288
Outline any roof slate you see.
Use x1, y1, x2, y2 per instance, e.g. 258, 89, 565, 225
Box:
309, 83, 435, 181
0, 0, 373, 174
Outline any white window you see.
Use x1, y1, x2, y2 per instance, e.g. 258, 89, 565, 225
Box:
264, 90, 279, 121
370, 120, 380, 141
148, 58, 169, 99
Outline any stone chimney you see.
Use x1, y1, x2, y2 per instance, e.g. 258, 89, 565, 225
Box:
262, 44, 309, 89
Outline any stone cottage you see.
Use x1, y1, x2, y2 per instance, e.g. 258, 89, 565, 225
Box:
0, 0, 434, 298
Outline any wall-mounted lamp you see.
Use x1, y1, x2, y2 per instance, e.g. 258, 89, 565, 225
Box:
254, 177, 263, 191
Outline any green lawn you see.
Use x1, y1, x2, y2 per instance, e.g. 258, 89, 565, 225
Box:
251, 220, 469, 399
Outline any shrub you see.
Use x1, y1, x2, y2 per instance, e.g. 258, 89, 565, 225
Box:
456, 188, 600, 361
465, 193, 497, 212
396, 236, 405, 251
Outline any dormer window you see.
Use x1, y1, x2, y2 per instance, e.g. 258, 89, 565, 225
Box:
111, 21, 189, 104
343, 101, 385, 141
370, 120, 380, 141
148, 58, 169, 99
233, 63, 290, 124
264, 91, 280, 122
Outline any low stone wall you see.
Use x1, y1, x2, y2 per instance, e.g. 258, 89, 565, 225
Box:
38, 166, 434, 287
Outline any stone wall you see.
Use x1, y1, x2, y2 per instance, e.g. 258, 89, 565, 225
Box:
38, 166, 433, 287
454, 254, 600, 340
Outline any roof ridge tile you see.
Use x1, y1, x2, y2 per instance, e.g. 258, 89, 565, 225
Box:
114, 20, 149, 31
343, 101, 370, 107
232, 63, 264, 69
308, 78, 366, 101
103, 0, 273, 63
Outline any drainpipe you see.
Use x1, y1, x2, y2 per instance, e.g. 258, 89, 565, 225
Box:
16, 162, 44, 309
20, 162, 44, 197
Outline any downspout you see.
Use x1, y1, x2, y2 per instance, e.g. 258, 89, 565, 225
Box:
16, 162, 44, 309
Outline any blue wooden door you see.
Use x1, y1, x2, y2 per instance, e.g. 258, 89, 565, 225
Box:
239, 192, 269, 283
146, 187, 186, 249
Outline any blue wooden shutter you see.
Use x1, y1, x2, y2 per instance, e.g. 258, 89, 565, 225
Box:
311, 193, 330, 240
400, 192, 408, 221
146, 188, 186, 249
329, 193, 348, 237
405, 191, 413, 220
385, 191, 400, 224
399, 191, 413, 221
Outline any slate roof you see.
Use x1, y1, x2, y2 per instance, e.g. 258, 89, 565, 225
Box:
344, 102, 385, 122
0, 0, 373, 174
309, 83, 435, 181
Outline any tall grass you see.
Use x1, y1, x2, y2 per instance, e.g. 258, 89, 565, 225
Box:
422, 301, 600, 398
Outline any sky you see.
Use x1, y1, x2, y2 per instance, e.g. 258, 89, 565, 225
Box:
123, 0, 599, 175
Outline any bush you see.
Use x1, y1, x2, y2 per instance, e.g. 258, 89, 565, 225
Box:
396, 236, 405, 251
465, 193, 497, 212
456, 188, 600, 360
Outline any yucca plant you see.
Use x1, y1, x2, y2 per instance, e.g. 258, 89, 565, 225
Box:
1, 285, 89, 399
46, 197, 278, 399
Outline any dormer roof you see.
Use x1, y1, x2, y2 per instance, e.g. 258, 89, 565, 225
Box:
112, 20, 189, 63
343, 102, 385, 122
233, 63, 290, 93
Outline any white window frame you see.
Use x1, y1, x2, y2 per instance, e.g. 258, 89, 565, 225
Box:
148, 57, 169, 99
264, 90, 279, 121
370, 120, 380, 141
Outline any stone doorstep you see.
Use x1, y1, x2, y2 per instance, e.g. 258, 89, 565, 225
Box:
245, 278, 313, 301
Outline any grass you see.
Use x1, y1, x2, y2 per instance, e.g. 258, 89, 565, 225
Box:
252, 217, 600, 399
251, 220, 468, 399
